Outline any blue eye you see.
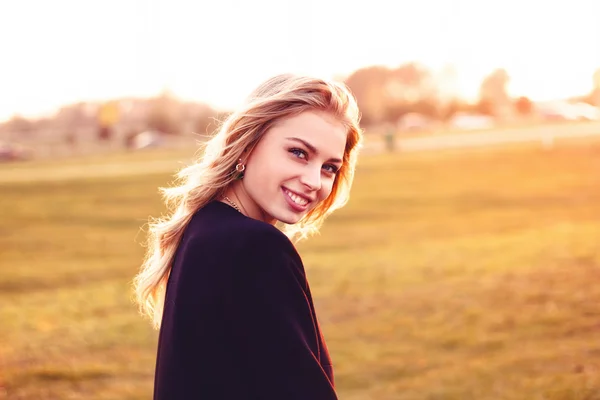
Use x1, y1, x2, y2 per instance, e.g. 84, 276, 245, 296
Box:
289, 148, 307, 159
289, 147, 339, 176
323, 164, 339, 174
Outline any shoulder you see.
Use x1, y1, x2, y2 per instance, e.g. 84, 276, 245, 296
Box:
230, 216, 306, 283
233, 220, 309, 293
184, 201, 300, 263
182, 203, 309, 294
235, 217, 301, 265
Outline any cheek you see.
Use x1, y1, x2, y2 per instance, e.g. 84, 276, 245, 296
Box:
319, 178, 336, 199
245, 149, 277, 177
245, 158, 285, 191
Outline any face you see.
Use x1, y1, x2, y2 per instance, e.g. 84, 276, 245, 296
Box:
240, 111, 347, 225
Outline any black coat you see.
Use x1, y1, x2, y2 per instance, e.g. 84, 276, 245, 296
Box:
153, 201, 337, 399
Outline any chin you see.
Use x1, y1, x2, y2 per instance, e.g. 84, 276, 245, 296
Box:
268, 211, 298, 225
278, 216, 303, 225
271, 208, 306, 225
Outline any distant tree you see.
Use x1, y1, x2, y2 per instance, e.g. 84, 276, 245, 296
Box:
438, 99, 463, 121
475, 98, 495, 116
7, 116, 27, 131
97, 101, 120, 141
146, 92, 181, 134
410, 99, 439, 118
345, 63, 440, 125
6, 115, 34, 135
345, 66, 390, 125
194, 114, 216, 136
478, 68, 511, 117
186, 103, 219, 136
383, 102, 411, 123
56, 103, 92, 127
64, 131, 78, 154
388, 62, 438, 104
124, 129, 138, 150
147, 108, 179, 134
514, 96, 534, 115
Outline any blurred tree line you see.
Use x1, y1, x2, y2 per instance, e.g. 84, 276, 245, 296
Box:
142, 90, 226, 136
344, 63, 517, 126
1, 65, 599, 144
0, 92, 226, 147
343, 64, 600, 127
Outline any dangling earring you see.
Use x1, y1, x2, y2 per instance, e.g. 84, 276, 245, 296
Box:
235, 162, 245, 180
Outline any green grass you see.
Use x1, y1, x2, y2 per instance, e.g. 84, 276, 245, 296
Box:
2, 143, 600, 399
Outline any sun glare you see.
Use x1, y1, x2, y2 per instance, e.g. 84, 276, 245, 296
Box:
0, 0, 598, 121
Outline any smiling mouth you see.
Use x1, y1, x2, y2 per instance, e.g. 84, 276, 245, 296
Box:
283, 188, 310, 207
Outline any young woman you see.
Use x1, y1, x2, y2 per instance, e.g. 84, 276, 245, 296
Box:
133, 73, 363, 399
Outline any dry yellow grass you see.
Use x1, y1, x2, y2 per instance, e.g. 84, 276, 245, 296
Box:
1, 142, 600, 399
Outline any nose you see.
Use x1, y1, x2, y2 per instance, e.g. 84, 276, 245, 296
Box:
300, 166, 321, 191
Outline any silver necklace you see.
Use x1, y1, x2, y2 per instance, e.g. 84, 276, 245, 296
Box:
223, 196, 242, 213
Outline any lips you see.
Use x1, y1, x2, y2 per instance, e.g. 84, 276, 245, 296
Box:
282, 187, 313, 211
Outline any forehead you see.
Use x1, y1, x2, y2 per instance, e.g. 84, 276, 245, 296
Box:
268, 111, 347, 157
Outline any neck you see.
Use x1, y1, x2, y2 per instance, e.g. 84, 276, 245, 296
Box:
223, 181, 276, 225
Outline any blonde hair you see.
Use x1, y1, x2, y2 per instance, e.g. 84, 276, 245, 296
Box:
133, 74, 363, 328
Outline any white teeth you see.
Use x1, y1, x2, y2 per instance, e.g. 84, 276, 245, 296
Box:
285, 190, 308, 206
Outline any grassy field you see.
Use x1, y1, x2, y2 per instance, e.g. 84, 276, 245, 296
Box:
1, 142, 600, 399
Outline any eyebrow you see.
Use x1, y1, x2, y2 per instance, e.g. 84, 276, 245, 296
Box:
286, 137, 343, 163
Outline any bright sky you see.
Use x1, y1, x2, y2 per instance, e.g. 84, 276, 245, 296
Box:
1, 0, 599, 121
